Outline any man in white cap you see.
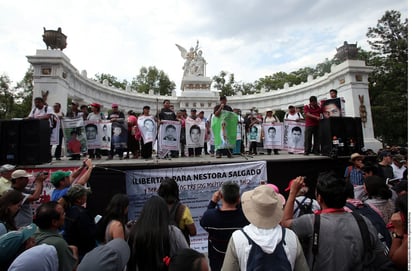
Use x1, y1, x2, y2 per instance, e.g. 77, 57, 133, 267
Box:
0, 164, 15, 196
221, 185, 308, 271
11, 170, 48, 227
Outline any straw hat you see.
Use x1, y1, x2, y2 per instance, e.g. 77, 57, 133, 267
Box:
241, 185, 283, 229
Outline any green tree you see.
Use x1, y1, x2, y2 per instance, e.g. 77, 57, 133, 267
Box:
0, 74, 15, 119
131, 66, 175, 95
366, 10, 408, 145
94, 73, 127, 90
212, 71, 237, 96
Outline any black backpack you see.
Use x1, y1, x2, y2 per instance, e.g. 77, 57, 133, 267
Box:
294, 196, 313, 217
241, 227, 292, 271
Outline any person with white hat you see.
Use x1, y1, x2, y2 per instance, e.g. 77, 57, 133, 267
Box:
11, 169, 48, 228
221, 185, 308, 271
0, 164, 15, 196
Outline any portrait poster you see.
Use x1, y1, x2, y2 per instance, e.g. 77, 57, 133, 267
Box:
248, 124, 261, 143
84, 120, 101, 150
138, 115, 157, 144
262, 123, 283, 149
185, 118, 205, 148
111, 121, 128, 149
98, 121, 112, 150
159, 121, 181, 151
211, 110, 237, 150
61, 117, 87, 156
321, 97, 345, 118
283, 120, 305, 153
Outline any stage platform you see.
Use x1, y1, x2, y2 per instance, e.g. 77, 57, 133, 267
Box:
21, 152, 353, 217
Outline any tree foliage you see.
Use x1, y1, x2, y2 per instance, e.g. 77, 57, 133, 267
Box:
94, 73, 127, 90
366, 10, 408, 145
131, 66, 175, 96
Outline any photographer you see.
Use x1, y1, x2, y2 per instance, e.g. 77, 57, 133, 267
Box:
50, 158, 93, 202
11, 169, 48, 227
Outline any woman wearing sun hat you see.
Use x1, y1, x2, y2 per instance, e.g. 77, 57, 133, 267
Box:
221, 185, 308, 271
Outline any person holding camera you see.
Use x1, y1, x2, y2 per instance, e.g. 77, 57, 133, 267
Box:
11, 169, 48, 228
50, 158, 93, 202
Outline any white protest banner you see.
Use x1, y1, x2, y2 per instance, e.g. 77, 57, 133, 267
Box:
186, 118, 205, 148
262, 123, 283, 149
138, 115, 157, 144
125, 161, 267, 252
283, 120, 305, 153
62, 117, 88, 156
159, 121, 181, 151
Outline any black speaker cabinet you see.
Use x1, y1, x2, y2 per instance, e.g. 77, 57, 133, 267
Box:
320, 117, 364, 157
0, 119, 51, 165
19, 119, 51, 165
0, 120, 21, 164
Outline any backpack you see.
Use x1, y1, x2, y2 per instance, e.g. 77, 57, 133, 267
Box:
32, 105, 58, 129
294, 196, 313, 217
169, 201, 190, 245
345, 202, 392, 254
241, 227, 291, 271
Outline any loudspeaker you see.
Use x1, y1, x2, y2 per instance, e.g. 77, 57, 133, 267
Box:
0, 120, 21, 164
19, 119, 51, 165
320, 117, 364, 157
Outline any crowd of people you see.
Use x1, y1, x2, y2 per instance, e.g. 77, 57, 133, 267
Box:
0, 142, 408, 270
25, 88, 359, 161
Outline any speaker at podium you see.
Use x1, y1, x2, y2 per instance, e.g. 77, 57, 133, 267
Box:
320, 117, 364, 157
0, 119, 51, 165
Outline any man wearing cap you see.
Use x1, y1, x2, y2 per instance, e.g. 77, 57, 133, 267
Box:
66, 101, 83, 118
64, 184, 96, 260
221, 185, 308, 271
11, 170, 48, 228
34, 201, 78, 271
344, 153, 365, 186
391, 154, 406, 180
377, 151, 394, 180
0, 223, 38, 270
281, 172, 389, 271
0, 164, 15, 196
50, 158, 93, 202
200, 181, 249, 271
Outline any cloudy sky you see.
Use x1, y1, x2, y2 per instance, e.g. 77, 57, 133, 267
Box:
0, 0, 407, 92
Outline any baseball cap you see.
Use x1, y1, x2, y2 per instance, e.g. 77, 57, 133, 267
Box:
0, 164, 16, 173
78, 238, 130, 271
111, 103, 118, 108
393, 154, 405, 163
71, 101, 79, 106
90, 103, 101, 108
0, 223, 38, 263
191, 108, 197, 112
50, 170, 71, 186
11, 170, 32, 179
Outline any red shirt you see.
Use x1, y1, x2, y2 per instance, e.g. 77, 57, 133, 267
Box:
68, 138, 81, 154
304, 104, 322, 127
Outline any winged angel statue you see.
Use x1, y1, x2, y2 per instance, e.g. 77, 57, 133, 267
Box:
176, 41, 206, 77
